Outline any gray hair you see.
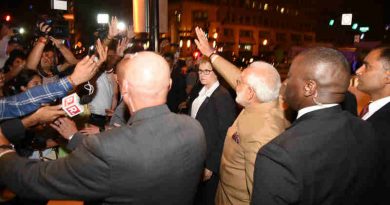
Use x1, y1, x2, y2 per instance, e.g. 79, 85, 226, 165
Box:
246, 61, 281, 102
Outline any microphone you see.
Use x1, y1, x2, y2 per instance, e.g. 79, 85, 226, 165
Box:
62, 93, 84, 117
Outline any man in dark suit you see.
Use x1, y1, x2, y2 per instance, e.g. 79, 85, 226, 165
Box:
188, 58, 236, 205
0, 51, 206, 205
251, 47, 380, 205
356, 47, 390, 204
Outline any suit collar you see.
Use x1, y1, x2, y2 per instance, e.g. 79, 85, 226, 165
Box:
291, 105, 343, 127
364, 96, 390, 120
296, 104, 338, 119
128, 104, 170, 125
366, 101, 390, 120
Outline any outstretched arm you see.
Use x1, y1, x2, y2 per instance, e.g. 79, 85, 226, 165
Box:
194, 27, 241, 90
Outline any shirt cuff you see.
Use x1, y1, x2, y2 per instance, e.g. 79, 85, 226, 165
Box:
60, 77, 75, 91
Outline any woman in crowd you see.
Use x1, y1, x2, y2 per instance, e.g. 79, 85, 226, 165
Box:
189, 57, 236, 205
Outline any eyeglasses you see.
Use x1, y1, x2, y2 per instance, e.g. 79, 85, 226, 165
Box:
198, 69, 213, 75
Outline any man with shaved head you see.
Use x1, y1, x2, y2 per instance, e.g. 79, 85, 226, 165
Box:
251, 47, 380, 205
0, 51, 206, 205
195, 27, 289, 205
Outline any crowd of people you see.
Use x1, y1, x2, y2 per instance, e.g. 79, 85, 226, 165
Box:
0, 14, 389, 205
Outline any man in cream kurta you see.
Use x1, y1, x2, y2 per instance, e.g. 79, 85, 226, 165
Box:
194, 27, 289, 205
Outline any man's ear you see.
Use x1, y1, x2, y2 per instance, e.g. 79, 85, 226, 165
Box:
121, 79, 129, 96
247, 87, 256, 102
385, 70, 390, 84
303, 80, 317, 97
168, 78, 172, 91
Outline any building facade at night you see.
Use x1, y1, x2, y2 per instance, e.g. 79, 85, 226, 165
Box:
168, 0, 317, 58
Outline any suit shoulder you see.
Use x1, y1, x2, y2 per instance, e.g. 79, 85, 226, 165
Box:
211, 86, 235, 103
175, 113, 204, 132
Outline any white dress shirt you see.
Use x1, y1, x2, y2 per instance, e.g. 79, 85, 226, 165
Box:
362, 96, 390, 120
191, 81, 220, 118
297, 104, 339, 119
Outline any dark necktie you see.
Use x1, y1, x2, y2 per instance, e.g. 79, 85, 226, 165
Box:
359, 102, 371, 118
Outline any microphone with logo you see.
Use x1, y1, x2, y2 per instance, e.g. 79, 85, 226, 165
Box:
62, 93, 84, 117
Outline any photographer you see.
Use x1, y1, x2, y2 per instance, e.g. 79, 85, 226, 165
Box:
0, 21, 23, 68
0, 39, 106, 120
26, 22, 79, 84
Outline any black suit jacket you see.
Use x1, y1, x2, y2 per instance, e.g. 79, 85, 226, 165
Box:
367, 102, 390, 205
0, 105, 206, 205
189, 85, 236, 173
252, 106, 380, 205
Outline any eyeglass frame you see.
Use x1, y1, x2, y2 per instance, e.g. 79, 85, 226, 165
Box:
198, 69, 213, 75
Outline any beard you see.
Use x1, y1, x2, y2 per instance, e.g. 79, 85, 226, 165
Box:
235, 90, 247, 106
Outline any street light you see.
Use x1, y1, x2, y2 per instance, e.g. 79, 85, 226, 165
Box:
117, 21, 126, 31
352, 23, 358, 30
329, 19, 335, 26
97, 14, 109, 24
359, 27, 370, 33
179, 40, 183, 48
19, 28, 25, 34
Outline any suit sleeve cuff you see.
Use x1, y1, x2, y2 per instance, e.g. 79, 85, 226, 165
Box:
66, 132, 85, 151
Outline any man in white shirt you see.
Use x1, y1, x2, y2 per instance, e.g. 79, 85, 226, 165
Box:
356, 46, 390, 205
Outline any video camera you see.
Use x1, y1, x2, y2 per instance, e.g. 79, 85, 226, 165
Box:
35, 14, 69, 38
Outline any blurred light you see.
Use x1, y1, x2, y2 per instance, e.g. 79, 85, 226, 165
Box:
264, 3, 268, 10
193, 51, 200, 59
117, 21, 126, 31
63, 14, 74, 21
359, 27, 370, 33
143, 41, 150, 50
186, 39, 191, 48
249, 58, 254, 63
242, 58, 245, 62
179, 40, 183, 48
28, 4, 33, 10
341, 13, 353, 26
5, 15, 11, 22
217, 47, 224, 52
97, 14, 109, 24
213, 33, 218, 39
281, 8, 285, 14
329, 19, 335, 26
19, 28, 25, 34
360, 33, 365, 39
213, 41, 216, 48
352, 23, 358, 30
263, 39, 268, 46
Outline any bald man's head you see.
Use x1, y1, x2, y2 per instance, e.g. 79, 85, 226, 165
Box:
117, 51, 171, 112
285, 47, 351, 110
299, 47, 350, 91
